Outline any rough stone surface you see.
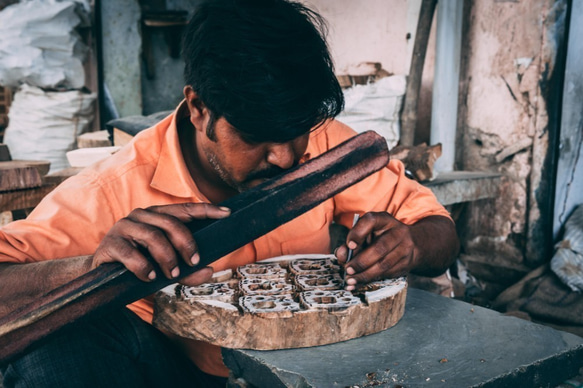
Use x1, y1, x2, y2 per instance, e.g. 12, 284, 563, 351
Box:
223, 288, 583, 388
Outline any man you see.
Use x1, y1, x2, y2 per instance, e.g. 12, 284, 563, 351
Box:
0, 0, 459, 386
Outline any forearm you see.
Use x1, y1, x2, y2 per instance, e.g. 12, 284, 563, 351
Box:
409, 215, 460, 277
0, 256, 93, 317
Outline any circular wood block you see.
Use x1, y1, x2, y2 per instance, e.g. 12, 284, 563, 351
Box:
153, 254, 407, 350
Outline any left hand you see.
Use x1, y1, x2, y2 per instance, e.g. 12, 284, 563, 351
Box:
335, 212, 418, 290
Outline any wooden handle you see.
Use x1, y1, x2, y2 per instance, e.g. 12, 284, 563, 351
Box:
0, 131, 390, 363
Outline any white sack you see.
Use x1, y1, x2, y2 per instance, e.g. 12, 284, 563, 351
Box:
337, 75, 406, 149
0, 0, 89, 89
551, 205, 583, 292
4, 84, 96, 172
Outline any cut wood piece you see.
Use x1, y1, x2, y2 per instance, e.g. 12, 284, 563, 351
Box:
153, 256, 407, 350
112, 128, 135, 147
16, 160, 51, 176
77, 130, 112, 148
0, 162, 44, 192
0, 131, 390, 363
389, 143, 442, 181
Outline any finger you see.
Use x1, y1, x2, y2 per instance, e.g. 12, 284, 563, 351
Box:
179, 267, 214, 287
148, 203, 231, 223
348, 254, 410, 284
93, 236, 155, 282
347, 234, 398, 274
127, 208, 199, 267
345, 212, 396, 252
335, 245, 349, 264
111, 216, 180, 280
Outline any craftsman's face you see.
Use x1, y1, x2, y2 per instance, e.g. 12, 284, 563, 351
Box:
202, 118, 309, 192
184, 87, 309, 193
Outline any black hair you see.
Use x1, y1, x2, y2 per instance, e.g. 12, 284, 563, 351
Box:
182, 0, 344, 143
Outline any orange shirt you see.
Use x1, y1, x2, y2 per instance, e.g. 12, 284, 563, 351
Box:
0, 101, 450, 376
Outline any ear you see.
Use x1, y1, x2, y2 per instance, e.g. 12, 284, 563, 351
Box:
183, 86, 209, 132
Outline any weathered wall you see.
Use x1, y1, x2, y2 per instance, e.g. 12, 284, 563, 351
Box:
457, 0, 566, 267
307, 0, 436, 143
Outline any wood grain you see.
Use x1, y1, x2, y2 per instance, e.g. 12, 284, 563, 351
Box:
0, 162, 45, 192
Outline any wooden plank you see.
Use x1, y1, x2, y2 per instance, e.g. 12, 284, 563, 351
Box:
0, 162, 44, 192
0, 185, 58, 213
423, 171, 502, 206
0, 131, 390, 363
0, 168, 80, 212
399, 0, 438, 146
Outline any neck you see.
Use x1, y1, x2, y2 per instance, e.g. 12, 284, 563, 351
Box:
178, 118, 237, 204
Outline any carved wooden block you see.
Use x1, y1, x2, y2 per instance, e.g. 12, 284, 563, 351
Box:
181, 282, 236, 304
239, 278, 294, 296
153, 254, 407, 350
295, 273, 343, 291
288, 257, 340, 276
236, 263, 287, 280
299, 290, 361, 311
240, 295, 301, 316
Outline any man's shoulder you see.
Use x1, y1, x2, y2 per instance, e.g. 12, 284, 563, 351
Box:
307, 119, 358, 155
74, 125, 164, 189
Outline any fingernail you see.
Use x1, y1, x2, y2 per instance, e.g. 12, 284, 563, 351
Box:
346, 278, 357, 285
148, 270, 156, 281
219, 206, 231, 212
346, 285, 355, 291
171, 267, 180, 278
348, 241, 357, 249
346, 267, 355, 275
191, 252, 200, 265
333, 247, 339, 257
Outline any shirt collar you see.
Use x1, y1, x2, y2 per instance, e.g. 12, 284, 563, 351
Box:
150, 100, 207, 200
150, 101, 319, 200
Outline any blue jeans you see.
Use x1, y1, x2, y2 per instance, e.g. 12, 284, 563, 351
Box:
1, 308, 227, 388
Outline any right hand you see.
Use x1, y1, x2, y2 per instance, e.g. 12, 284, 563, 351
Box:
92, 203, 231, 286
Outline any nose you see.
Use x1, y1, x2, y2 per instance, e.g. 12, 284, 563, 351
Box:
266, 142, 296, 170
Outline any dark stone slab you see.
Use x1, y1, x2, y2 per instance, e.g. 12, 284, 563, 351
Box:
223, 288, 583, 387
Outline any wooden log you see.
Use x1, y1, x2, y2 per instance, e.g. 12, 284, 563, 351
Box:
400, 0, 438, 146
0, 161, 47, 192
0, 184, 58, 213
153, 256, 408, 350
0, 131, 390, 363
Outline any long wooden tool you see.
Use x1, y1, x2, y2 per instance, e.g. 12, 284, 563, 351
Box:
0, 131, 389, 363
